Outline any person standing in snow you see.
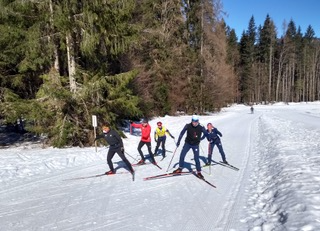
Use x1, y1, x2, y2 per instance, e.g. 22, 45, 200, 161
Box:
131, 118, 156, 165
203, 123, 228, 166
95, 122, 134, 175
154, 121, 175, 158
250, 106, 254, 114
173, 115, 208, 179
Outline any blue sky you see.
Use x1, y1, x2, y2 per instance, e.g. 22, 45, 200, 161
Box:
222, 0, 320, 39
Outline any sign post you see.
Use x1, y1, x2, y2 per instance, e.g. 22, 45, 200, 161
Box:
92, 115, 97, 152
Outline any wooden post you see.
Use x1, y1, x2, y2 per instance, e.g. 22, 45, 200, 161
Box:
92, 115, 97, 152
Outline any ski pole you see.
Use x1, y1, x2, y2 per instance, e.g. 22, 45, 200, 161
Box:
131, 153, 140, 163
200, 144, 211, 175
97, 146, 109, 154
166, 146, 178, 172
124, 151, 136, 161
130, 153, 140, 163
165, 139, 176, 153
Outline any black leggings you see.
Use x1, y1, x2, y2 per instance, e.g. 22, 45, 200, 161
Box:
107, 148, 133, 172
138, 141, 155, 162
154, 136, 166, 157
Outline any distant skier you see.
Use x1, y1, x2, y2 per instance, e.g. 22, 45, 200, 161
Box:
203, 123, 228, 166
154, 121, 175, 158
131, 118, 156, 165
95, 122, 134, 175
173, 115, 209, 179
250, 106, 254, 114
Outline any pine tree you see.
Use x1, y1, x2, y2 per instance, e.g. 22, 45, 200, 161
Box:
131, 0, 187, 115
239, 16, 257, 103
257, 14, 277, 102
0, 0, 52, 98
200, 0, 236, 111
302, 25, 317, 101
226, 26, 240, 102
0, 0, 142, 147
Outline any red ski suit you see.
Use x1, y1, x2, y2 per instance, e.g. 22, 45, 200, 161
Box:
131, 123, 151, 142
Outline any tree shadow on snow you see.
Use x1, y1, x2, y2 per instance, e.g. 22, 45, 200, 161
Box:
0, 124, 42, 148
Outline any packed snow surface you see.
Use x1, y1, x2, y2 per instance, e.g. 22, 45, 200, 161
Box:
1, 102, 320, 231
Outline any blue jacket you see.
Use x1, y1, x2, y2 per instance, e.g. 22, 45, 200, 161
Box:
202, 128, 222, 143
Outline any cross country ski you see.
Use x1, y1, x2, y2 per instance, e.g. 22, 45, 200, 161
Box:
143, 171, 193, 181
192, 172, 217, 188
203, 161, 239, 171
132, 161, 162, 169
65, 171, 130, 181
218, 161, 239, 171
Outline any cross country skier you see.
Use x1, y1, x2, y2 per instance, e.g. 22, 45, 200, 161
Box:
203, 123, 228, 166
154, 121, 175, 158
173, 115, 209, 179
95, 122, 134, 175
131, 118, 156, 165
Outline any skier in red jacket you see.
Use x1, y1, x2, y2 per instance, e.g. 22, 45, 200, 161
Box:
131, 118, 156, 165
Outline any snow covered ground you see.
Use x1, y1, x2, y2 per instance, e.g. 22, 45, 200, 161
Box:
1, 102, 320, 231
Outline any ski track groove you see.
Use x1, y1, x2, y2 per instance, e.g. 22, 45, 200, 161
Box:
214, 113, 260, 230
0, 162, 106, 195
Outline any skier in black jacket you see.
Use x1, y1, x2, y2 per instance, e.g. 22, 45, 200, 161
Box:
173, 115, 208, 179
95, 122, 134, 175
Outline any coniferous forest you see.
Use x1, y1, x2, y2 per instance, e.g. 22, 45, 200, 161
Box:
1, 0, 319, 147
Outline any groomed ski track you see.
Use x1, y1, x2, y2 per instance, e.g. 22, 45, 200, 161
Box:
0, 108, 258, 231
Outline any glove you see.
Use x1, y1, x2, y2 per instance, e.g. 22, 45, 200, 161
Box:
121, 147, 124, 153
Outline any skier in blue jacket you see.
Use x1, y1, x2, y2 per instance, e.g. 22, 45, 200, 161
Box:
203, 123, 228, 165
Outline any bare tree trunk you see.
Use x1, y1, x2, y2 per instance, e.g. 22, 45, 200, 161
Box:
268, 45, 272, 101
275, 51, 284, 102
49, 0, 59, 72
311, 51, 318, 101
66, 33, 77, 93
291, 61, 295, 102
302, 49, 306, 102
256, 63, 261, 102
200, 0, 204, 113
317, 51, 320, 101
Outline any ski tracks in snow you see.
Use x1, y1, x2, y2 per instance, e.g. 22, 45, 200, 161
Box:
2, 105, 320, 230
209, 110, 261, 230
238, 108, 320, 230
